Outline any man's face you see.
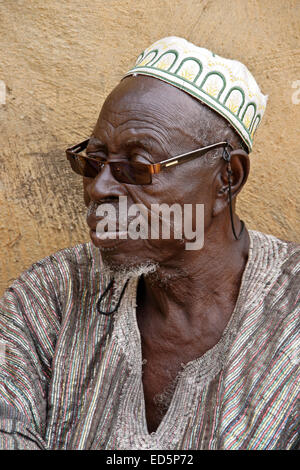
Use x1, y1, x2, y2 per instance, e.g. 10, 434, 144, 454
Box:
84, 76, 219, 268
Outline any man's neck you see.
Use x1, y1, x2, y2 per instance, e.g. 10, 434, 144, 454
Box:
137, 222, 250, 328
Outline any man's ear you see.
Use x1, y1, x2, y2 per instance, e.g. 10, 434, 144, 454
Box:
213, 149, 250, 217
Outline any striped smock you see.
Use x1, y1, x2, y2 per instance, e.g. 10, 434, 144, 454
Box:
0, 230, 299, 449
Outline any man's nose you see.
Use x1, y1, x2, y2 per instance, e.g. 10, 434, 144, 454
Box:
85, 164, 125, 202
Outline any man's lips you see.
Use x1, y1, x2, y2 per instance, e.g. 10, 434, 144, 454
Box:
87, 212, 136, 233
88, 213, 130, 247
88, 221, 129, 236
89, 228, 129, 249
91, 229, 128, 240
87, 210, 145, 248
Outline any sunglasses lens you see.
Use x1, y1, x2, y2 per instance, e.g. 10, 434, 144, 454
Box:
67, 151, 152, 184
67, 154, 100, 178
111, 161, 151, 184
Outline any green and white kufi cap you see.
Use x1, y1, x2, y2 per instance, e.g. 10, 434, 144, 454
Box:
124, 37, 268, 152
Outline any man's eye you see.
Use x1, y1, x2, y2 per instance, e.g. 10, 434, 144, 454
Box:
87, 159, 103, 171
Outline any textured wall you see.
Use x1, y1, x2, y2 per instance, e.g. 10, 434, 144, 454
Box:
0, 0, 299, 294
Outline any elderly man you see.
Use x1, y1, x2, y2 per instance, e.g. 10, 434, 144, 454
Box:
0, 37, 299, 450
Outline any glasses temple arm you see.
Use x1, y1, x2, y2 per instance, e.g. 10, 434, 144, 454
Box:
158, 142, 231, 169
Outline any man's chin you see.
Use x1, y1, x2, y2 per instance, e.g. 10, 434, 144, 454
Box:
89, 231, 155, 272
101, 250, 158, 279
89, 228, 186, 275
100, 247, 151, 270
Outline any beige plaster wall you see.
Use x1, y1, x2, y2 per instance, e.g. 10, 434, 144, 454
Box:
0, 0, 299, 294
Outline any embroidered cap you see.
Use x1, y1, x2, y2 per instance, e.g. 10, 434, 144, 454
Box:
124, 36, 268, 152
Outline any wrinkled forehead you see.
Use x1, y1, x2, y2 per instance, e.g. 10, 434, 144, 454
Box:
101, 75, 204, 119
94, 75, 224, 146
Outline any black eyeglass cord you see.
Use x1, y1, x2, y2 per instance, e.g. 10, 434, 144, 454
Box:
223, 147, 245, 241
97, 278, 129, 315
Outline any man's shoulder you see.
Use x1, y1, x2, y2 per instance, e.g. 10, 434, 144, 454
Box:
36, 240, 95, 272
248, 229, 299, 311
5, 240, 97, 296
249, 229, 300, 266
31, 239, 94, 273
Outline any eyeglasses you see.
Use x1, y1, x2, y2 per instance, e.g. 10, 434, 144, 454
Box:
66, 139, 232, 185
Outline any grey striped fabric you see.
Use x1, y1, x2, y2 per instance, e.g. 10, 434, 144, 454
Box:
0, 230, 299, 449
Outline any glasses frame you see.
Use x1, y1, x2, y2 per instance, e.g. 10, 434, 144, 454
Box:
66, 139, 233, 185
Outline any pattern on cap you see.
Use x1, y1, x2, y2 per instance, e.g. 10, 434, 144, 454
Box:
124, 37, 268, 151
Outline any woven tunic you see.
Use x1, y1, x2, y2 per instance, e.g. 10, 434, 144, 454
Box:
0, 230, 299, 449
